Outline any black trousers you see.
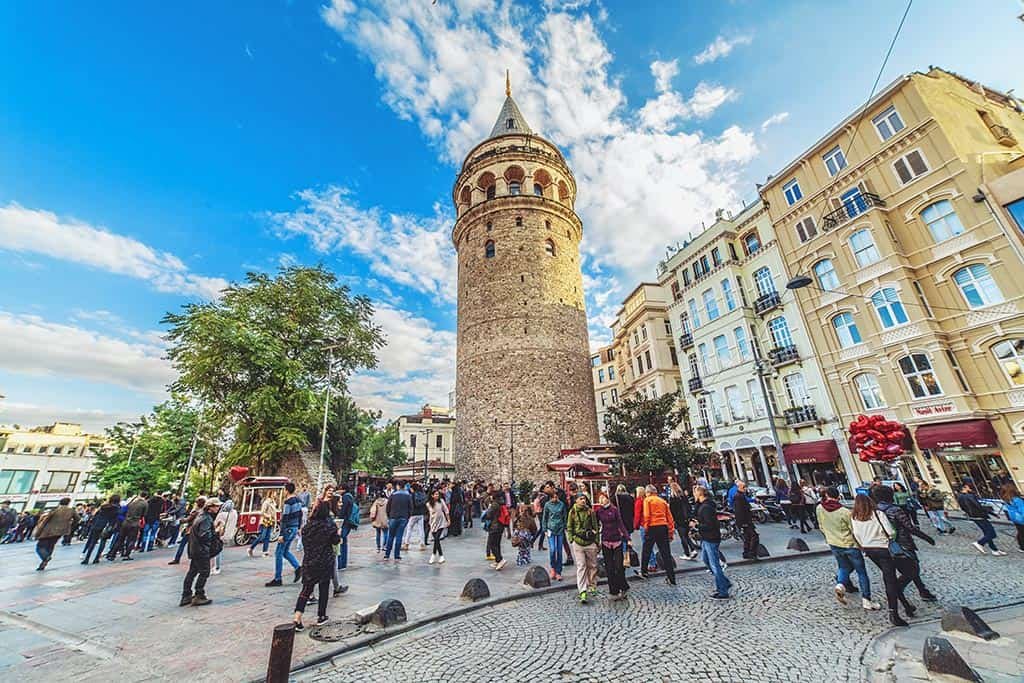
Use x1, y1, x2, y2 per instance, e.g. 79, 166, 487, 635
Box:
740, 524, 759, 558
295, 576, 331, 619
641, 525, 675, 583
182, 555, 211, 598
119, 524, 140, 558
432, 529, 443, 556
486, 529, 503, 562
83, 526, 108, 562
864, 548, 912, 612
894, 553, 931, 597
601, 544, 629, 595
793, 505, 811, 532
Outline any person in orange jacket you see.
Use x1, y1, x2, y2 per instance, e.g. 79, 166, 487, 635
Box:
639, 485, 677, 585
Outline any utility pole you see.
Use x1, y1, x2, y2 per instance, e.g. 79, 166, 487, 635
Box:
180, 419, 201, 498
494, 419, 527, 486
419, 428, 433, 484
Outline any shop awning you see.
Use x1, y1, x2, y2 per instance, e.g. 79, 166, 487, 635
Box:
784, 439, 840, 465
915, 419, 999, 450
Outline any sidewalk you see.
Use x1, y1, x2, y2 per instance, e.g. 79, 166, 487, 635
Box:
0, 519, 827, 682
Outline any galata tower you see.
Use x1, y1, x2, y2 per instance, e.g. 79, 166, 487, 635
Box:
452, 74, 598, 483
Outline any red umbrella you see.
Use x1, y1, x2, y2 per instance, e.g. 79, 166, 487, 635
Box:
547, 455, 611, 473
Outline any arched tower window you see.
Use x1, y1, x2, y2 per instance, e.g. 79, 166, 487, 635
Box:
533, 169, 552, 198
509, 181, 521, 195
545, 240, 555, 256
504, 166, 525, 197
557, 180, 570, 204
533, 183, 543, 196
459, 185, 472, 206
484, 240, 495, 259
478, 172, 496, 201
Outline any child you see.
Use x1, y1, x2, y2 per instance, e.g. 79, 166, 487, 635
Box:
514, 504, 537, 566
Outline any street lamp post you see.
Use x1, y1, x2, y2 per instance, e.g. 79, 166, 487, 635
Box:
419, 428, 433, 483
754, 358, 789, 482
180, 420, 201, 498
494, 419, 527, 486
317, 340, 347, 495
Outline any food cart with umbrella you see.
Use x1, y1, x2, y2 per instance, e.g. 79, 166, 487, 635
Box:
547, 452, 612, 500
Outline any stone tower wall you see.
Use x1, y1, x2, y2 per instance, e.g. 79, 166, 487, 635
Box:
452, 135, 599, 483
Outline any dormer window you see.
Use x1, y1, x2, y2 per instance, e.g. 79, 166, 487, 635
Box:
506, 118, 515, 130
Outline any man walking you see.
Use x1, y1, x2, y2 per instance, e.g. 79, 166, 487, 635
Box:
639, 484, 676, 585
33, 497, 78, 570
265, 483, 303, 587
142, 491, 164, 552
693, 485, 731, 599
181, 497, 221, 606
337, 483, 359, 570
817, 487, 880, 610
404, 482, 427, 552
118, 492, 148, 561
383, 480, 411, 561
732, 481, 759, 560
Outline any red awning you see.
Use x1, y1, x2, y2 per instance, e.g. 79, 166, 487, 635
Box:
915, 419, 999, 450
547, 455, 611, 473
783, 439, 840, 465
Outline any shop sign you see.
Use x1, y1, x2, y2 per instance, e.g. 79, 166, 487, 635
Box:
942, 453, 977, 462
911, 402, 956, 417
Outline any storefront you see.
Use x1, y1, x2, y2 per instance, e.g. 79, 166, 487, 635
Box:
915, 419, 1010, 497
783, 440, 848, 489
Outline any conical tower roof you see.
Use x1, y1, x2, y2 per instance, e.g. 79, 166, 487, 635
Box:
487, 70, 534, 139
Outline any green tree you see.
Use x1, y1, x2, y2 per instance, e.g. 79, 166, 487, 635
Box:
354, 421, 407, 476
603, 391, 709, 477
305, 394, 380, 479
162, 265, 385, 473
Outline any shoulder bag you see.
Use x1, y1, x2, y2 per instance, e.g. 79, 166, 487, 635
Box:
875, 511, 907, 558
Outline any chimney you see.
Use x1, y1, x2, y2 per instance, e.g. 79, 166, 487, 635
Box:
422, 404, 432, 418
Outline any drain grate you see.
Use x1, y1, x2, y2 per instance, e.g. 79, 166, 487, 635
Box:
308, 620, 362, 642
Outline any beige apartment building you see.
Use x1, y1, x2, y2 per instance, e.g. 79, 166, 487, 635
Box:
0, 422, 109, 510
657, 203, 854, 489
590, 344, 622, 443
609, 283, 682, 405
395, 405, 456, 480
762, 67, 1024, 496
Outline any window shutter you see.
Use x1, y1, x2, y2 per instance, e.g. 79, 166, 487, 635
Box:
907, 150, 928, 175
893, 158, 911, 183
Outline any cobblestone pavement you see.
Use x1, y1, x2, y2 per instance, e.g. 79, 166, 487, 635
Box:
305, 535, 1024, 683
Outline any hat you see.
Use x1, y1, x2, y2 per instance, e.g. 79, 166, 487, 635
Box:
205, 497, 223, 507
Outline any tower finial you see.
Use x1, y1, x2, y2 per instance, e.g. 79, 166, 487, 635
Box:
505, 69, 511, 97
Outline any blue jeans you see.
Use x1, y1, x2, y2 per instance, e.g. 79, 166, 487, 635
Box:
338, 525, 351, 569
700, 541, 731, 596
639, 527, 658, 569
830, 545, 871, 600
926, 510, 953, 533
385, 517, 408, 559
973, 520, 999, 550
547, 531, 563, 574
249, 525, 272, 553
274, 526, 300, 580
173, 532, 189, 561
375, 527, 389, 550
142, 520, 160, 551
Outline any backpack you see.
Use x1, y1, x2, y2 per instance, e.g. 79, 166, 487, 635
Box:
346, 494, 361, 528
497, 505, 511, 528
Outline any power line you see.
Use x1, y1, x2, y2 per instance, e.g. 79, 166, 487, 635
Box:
802, 282, 980, 316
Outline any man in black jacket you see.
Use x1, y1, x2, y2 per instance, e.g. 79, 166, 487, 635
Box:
142, 492, 165, 552
872, 485, 938, 603
732, 481, 759, 560
692, 486, 731, 599
181, 497, 221, 606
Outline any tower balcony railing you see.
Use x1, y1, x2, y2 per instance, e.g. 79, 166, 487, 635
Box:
753, 291, 782, 315
768, 344, 800, 367
822, 192, 886, 230
688, 376, 703, 393
695, 425, 713, 440
783, 405, 818, 426
679, 332, 694, 350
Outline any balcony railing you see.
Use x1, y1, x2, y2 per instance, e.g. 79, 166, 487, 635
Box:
688, 376, 703, 393
822, 192, 886, 230
784, 405, 818, 426
696, 425, 713, 440
769, 344, 800, 366
753, 291, 782, 315
679, 332, 694, 349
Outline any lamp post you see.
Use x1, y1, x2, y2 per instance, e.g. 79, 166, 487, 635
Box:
754, 358, 789, 482
180, 418, 201, 498
494, 419, 527, 486
317, 339, 347, 494
419, 428, 433, 484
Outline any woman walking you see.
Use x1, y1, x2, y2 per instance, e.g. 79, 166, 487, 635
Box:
513, 504, 537, 566
369, 492, 389, 552
82, 495, 120, 565
595, 492, 629, 600
541, 489, 567, 581
958, 483, 1006, 555
668, 482, 697, 560
427, 489, 450, 565
567, 493, 599, 604
790, 481, 811, 533
775, 478, 794, 529
851, 494, 915, 627
872, 485, 937, 603
1001, 484, 1024, 552
248, 495, 278, 558
483, 495, 509, 570
633, 486, 657, 572
917, 482, 954, 534
292, 502, 341, 631
212, 499, 238, 575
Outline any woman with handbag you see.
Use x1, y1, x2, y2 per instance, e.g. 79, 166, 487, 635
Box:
292, 501, 341, 631
872, 485, 937, 603
427, 489, 450, 565
212, 499, 238, 575
566, 493, 600, 603
851, 494, 915, 627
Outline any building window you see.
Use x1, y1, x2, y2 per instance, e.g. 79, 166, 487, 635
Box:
608, 366, 616, 380
795, 216, 817, 243
486, 221, 492, 232
728, 242, 738, 261
783, 179, 803, 206
912, 280, 934, 318
699, 255, 710, 275
484, 240, 495, 258
610, 388, 618, 403
945, 349, 971, 393
697, 397, 711, 427
1008, 199, 1024, 232
688, 299, 701, 329
783, 372, 810, 407
768, 316, 793, 348
698, 343, 712, 375
67, 447, 77, 455
736, 276, 749, 307
663, 319, 672, 335
544, 239, 556, 256
840, 186, 867, 220
644, 350, 653, 371
849, 229, 880, 267
703, 289, 719, 321
600, 391, 607, 407
831, 312, 862, 348
872, 105, 905, 141
598, 369, 605, 383
409, 434, 417, 449
0, 469, 37, 494
953, 264, 1003, 309
870, 287, 909, 328
743, 231, 761, 255
753, 266, 775, 296
436, 434, 443, 449
515, 216, 523, 227
534, 183, 543, 197
747, 378, 766, 417
855, 373, 886, 410
640, 325, 648, 341
669, 346, 679, 366
711, 247, 722, 266
898, 353, 943, 398
921, 200, 964, 243
633, 329, 640, 346
713, 334, 731, 369
486, 185, 496, 200
42, 471, 79, 494
509, 181, 521, 195
721, 279, 736, 311
813, 259, 840, 291
708, 390, 725, 425
591, 355, 601, 367
892, 149, 929, 184
725, 385, 745, 421
992, 339, 1024, 386
688, 353, 700, 379
38, 446, 49, 454
52, 446, 64, 455
681, 269, 691, 286
635, 356, 644, 376
679, 312, 691, 334
734, 326, 752, 360
823, 146, 847, 176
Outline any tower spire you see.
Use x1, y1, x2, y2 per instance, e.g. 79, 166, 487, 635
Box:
505, 69, 511, 97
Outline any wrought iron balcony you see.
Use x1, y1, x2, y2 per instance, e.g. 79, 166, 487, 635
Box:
822, 192, 885, 230
679, 332, 694, 349
769, 344, 800, 366
784, 405, 818, 426
753, 291, 782, 315
696, 425, 713, 440
688, 376, 703, 393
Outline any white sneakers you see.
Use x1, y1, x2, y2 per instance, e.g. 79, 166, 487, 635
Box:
212, 567, 221, 575
494, 559, 507, 570
972, 542, 987, 554
862, 598, 881, 611
834, 584, 847, 605
992, 550, 1007, 556
438, 555, 445, 564
428, 553, 436, 564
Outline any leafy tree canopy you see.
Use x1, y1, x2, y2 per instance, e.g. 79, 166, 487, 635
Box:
603, 391, 709, 476
354, 421, 407, 476
305, 394, 381, 479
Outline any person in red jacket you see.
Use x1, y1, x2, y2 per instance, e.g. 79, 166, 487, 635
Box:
639, 485, 677, 585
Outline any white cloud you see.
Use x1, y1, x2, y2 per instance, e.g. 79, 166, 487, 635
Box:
638, 80, 738, 131
761, 111, 790, 131
0, 204, 227, 300
650, 59, 678, 93
266, 186, 456, 304
0, 311, 173, 394
0, 402, 139, 434
693, 34, 752, 65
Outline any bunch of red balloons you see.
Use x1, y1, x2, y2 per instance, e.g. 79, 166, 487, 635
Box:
228, 465, 250, 482
849, 414, 906, 463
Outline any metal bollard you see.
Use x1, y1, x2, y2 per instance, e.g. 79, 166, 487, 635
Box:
266, 623, 296, 683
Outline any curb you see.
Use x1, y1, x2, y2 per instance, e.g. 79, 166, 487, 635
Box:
281, 547, 832, 678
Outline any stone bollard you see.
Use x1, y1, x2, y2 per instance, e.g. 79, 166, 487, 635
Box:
265, 623, 295, 683
922, 636, 982, 682
786, 537, 810, 552
461, 578, 491, 602
523, 565, 551, 588
941, 607, 1000, 641
372, 599, 407, 628
756, 543, 770, 558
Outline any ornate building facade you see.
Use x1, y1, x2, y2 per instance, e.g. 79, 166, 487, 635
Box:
451, 78, 598, 482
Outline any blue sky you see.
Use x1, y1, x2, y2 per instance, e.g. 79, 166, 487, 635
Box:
1, 0, 1021, 432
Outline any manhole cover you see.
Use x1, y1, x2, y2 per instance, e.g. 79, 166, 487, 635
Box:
308, 621, 362, 642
